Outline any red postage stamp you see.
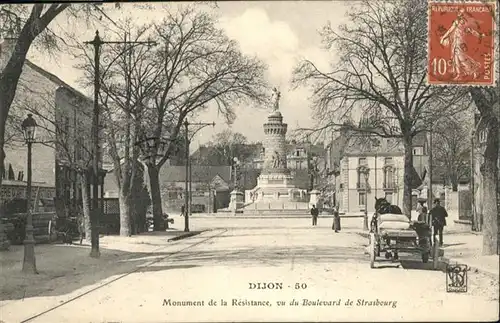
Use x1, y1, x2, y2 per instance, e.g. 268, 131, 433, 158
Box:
427, 1, 497, 86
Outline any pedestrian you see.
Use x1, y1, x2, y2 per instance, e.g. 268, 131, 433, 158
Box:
332, 205, 341, 232
417, 200, 428, 223
180, 205, 185, 217
76, 205, 85, 245
310, 204, 319, 226
430, 198, 448, 246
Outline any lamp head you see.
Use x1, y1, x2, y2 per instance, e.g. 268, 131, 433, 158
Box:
21, 113, 37, 143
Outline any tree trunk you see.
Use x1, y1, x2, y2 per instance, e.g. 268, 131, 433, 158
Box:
148, 165, 165, 231
130, 208, 137, 235
472, 175, 482, 232
469, 87, 499, 255
450, 172, 458, 191
402, 135, 414, 218
119, 190, 132, 237
80, 173, 92, 242
0, 132, 10, 250
480, 119, 498, 255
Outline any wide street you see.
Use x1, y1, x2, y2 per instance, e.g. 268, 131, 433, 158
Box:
1, 216, 498, 323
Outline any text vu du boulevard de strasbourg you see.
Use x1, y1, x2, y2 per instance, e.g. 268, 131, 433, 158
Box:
162, 282, 398, 308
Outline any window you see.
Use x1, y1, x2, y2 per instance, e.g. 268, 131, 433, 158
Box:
296, 150, 300, 157
357, 171, 369, 189
385, 193, 393, 204
359, 157, 367, 165
384, 167, 393, 188
358, 192, 366, 206
384, 157, 393, 164
413, 147, 423, 155
295, 160, 301, 169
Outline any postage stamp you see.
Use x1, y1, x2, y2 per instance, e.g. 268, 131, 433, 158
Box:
427, 1, 497, 86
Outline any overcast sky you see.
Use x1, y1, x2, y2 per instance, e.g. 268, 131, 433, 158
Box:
27, 1, 351, 149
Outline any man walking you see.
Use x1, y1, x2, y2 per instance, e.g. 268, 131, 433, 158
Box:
180, 205, 185, 217
430, 198, 448, 246
310, 204, 319, 226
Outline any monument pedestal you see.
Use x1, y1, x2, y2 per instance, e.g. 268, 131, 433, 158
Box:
309, 189, 320, 209
229, 190, 244, 214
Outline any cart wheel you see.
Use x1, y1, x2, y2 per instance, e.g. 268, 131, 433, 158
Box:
422, 252, 429, 263
432, 237, 440, 270
369, 233, 376, 268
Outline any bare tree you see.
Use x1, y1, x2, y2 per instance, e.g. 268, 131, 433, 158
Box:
0, 3, 116, 248
76, 19, 159, 236
433, 114, 472, 191
292, 0, 468, 216
470, 87, 498, 255
138, 7, 268, 229
198, 130, 253, 166
467, 1, 499, 256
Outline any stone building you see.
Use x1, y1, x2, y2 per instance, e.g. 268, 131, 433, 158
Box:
0, 37, 102, 218
335, 134, 428, 215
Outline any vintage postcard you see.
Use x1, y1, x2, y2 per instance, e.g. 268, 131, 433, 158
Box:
0, 1, 498, 323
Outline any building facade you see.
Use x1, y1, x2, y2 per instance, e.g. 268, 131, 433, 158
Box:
336, 135, 428, 215
0, 37, 100, 217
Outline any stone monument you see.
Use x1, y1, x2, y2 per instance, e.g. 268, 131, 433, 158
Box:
244, 89, 307, 214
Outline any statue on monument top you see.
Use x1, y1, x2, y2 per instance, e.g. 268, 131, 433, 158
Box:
271, 87, 281, 111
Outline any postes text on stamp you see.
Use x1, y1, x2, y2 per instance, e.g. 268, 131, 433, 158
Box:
427, 1, 497, 86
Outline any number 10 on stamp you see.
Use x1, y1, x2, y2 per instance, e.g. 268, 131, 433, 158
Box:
427, 1, 497, 86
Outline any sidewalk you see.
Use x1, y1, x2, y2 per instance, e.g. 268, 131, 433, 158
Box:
0, 229, 203, 306
440, 231, 499, 279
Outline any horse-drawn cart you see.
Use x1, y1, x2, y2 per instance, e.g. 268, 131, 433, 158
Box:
368, 212, 440, 269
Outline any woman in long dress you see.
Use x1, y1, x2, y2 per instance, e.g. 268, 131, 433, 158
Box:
440, 8, 485, 80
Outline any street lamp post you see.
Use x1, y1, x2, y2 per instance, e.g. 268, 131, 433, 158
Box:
427, 123, 434, 226
233, 157, 241, 189
363, 169, 370, 231
21, 114, 37, 274
183, 120, 215, 232
84, 30, 156, 256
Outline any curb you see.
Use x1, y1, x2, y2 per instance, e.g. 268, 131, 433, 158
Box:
352, 231, 370, 239
441, 256, 499, 280
167, 231, 203, 242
